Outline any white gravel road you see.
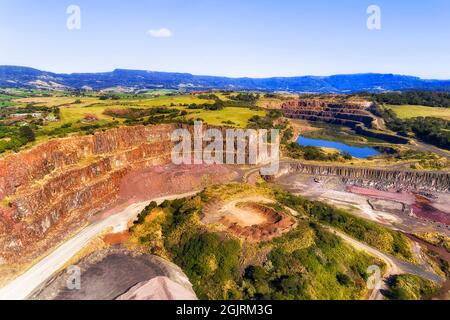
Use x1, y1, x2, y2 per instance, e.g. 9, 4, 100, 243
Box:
0, 191, 199, 300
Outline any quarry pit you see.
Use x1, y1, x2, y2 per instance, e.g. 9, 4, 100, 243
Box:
202, 196, 297, 242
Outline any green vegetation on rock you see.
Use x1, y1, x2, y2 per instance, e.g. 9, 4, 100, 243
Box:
384, 274, 438, 300
274, 191, 414, 262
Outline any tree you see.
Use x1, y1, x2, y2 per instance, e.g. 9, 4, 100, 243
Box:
341, 151, 353, 160
19, 126, 35, 142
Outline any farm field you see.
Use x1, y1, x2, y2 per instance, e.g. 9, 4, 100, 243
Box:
186, 106, 265, 127
388, 105, 450, 121
8, 94, 266, 134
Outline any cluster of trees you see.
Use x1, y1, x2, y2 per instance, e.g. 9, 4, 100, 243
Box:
362, 91, 450, 108
384, 274, 438, 300
0, 124, 35, 153
99, 93, 121, 100
241, 223, 375, 300
187, 94, 226, 110
188, 100, 225, 111
247, 110, 283, 130
231, 92, 260, 104
196, 93, 221, 100
374, 106, 450, 150
285, 143, 344, 162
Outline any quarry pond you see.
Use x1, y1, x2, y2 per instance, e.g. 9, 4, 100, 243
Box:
297, 136, 380, 159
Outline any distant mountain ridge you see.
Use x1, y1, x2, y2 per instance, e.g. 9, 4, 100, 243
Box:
1, 65, 450, 93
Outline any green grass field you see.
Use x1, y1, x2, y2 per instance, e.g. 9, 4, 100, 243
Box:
17, 94, 265, 130
186, 107, 265, 127
388, 104, 450, 120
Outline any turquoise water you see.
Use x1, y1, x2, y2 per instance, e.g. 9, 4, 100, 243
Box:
297, 136, 380, 159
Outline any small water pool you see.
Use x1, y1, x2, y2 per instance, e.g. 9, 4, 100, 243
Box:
297, 136, 380, 159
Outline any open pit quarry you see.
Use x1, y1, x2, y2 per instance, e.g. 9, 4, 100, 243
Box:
281, 99, 410, 144
1, 123, 448, 267
0, 124, 264, 266
0, 122, 449, 298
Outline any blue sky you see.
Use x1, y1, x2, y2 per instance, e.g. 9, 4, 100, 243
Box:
1, 0, 449, 79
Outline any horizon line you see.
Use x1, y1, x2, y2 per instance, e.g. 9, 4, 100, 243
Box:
2, 65, 450, 82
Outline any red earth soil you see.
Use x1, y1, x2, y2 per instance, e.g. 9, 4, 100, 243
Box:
346, 186, 416, 204
347, 186, 449, 225
93, 163, 238, 221
118, 163, 237, 202
412, 195, 450, 225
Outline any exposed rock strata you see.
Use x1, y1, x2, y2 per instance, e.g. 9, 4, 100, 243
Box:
0, 125, 177, 263
270, 162, 450, 192
0, 124, 271, 264
281, 99, 410, 144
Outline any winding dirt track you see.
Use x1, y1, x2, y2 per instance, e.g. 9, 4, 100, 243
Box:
325, 227, 444, 300
0, 191, 199, 300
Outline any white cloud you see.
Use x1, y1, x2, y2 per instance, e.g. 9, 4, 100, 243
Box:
146, 28, 173, 38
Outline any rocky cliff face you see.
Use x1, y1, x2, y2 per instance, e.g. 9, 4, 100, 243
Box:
0, 124, 270, 265
282, 162, 450, 192
0, 125, 177, 264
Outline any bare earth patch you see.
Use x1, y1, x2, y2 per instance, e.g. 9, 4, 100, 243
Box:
203, 196, 297, 242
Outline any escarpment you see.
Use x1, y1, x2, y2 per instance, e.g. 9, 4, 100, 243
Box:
271, 162, 450, 192
0, 125, 178, 264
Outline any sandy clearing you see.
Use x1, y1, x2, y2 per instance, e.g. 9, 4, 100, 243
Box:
218, 196, 276, 227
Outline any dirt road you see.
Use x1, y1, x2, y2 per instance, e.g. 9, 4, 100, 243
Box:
326, 227, 444, 300
0, 191, 199, 300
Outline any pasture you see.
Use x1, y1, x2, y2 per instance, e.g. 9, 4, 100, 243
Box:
388, 105, 450, 121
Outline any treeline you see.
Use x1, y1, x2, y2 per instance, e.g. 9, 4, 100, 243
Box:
374, 106, 450, 150
104, 107, 185, 120
362, 91, 450, 108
